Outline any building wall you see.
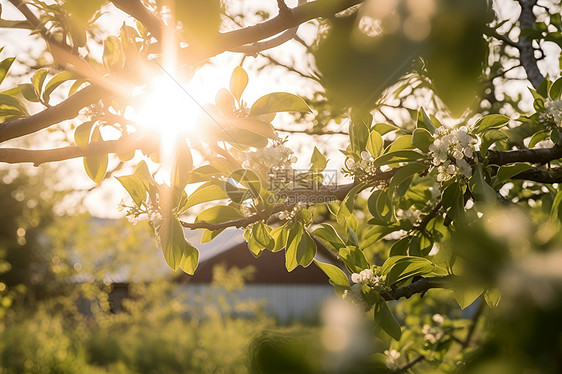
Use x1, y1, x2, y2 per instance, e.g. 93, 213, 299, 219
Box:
178, 284, 336, 322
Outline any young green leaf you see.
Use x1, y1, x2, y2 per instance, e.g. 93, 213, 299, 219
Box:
374, 301, 402, 341
249, 92, 311, 116
18, 83, 39, 102
469, 165, 496, 204
417, 107, 437, 134
453, 283, 484, 310
83, 127, 108, 184
183, 182, 228, 210
313, 259, 350, 297
0, 57, 15, 86
102, 36, 124, 71
31, 68, 48, 98
42, 71, 75, 104
474, 114, 510, 133
116, 173, 146, 207
253, 221, 275, 250
484, 288, 501, 308
230, 66, 248, 102
310, 146, 327, 172
74, 121, 94, 149
366, 130, 384, 158
0, 94, 29, 118
195, 205, 244, 224
412, 128, 434, 153
285, 222, 304, 272
496, 163, 532, 183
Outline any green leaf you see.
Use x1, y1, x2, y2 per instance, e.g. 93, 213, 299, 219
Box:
159, 217, 199, 273
388, 163, 427, 192
253, 221, 275, 250
310, 146, 327, 172
367, 189, 393, 224
349, 113, 371, 152
195, 205, 244, 224
83, 127, 108, 184
484, 288, 501, 308
225, 118, 277, 139
230, 66, 248, 102
183, 182, 227, 210
549, 77, 562, 100
469, 165, 496, 204
474, 114, 510, 133
31, 68, 48, 98
383, 256, 434, 285
528, 129, 550, 148
374, 302, 402, 341
373, 123, 398, 135
271, 224, 288, 252
386, 135, 413, 153
42, 71, 75, 104
550, 188, 562, 223
103, 36, 124, 71
312, 224, 345, 250
18, 83, 39, 102
285, 222, 304, 272
412, 128, 434, 153
313, 259, 350, 297
373, 150, 424, 168
338, 245, 369, 274
249, 92, 311, 116
442, 181, 464, 221
480, 129, 508, 156
171, 139, 193, 190
0, 94, 29, 118
74, 121, 94, 149
366, 130, 384, 158
454, 284, 484, 310
116, 173, 146, 207
0, 57, 15, 86
497, 163, 532, 183
417, 107, 437, 134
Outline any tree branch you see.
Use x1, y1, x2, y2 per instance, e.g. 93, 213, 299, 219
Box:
0, 135, 156, 166
0, 84, 109, 144
180, 0, 365, 63
518, 0, 545, 89
512, 166, 562, 183
396, 354, 425, 373
110, 0, 164, 39
488, 144, 562, 165
381, 276, 453, 301
229, 28, 299, 54
180, 169, 396, 231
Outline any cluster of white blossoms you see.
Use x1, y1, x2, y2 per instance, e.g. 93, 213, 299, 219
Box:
421, 314, 445, 344
428, 126, 477, 182
278, 202, 306, 221
384, 349, 401, 370
345, 151, 379, 181
240, 144, 297, 175
539, 99, 562, 128
350, 268, 385, 288
396, 208, 422, 224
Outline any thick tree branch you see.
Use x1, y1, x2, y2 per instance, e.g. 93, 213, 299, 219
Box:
518, 0, 545, 89
230, 28, 299, 54
0, 135, 156, 166
488, 144, 562, 165
512, 166, 562, 183
0, 85, 109, 144
181, 0, 365, 63
110, 0, 164, 39
381, 276, 453, 301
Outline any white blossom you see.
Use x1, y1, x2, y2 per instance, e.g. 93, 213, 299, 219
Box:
384, 349, 401, 369
432, 313, 445, 325
540, 99, 562, 128
429, 126, 478, 182
396, 208, 422, 224
239, 144, 296, 175
350, 268, 384, 287
422, 323, 444, 344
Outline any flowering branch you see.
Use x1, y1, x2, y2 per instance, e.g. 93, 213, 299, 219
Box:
180, 169, 396, 231
381, 276, 453, 301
